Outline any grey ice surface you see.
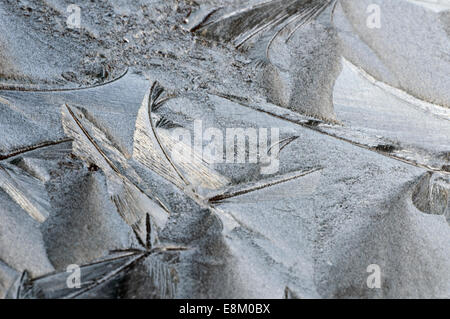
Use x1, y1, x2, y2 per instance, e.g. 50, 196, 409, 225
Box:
335, 0, 450, 108
0, 0, 449, 299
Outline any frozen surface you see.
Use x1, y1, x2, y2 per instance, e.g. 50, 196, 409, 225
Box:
0, 0, 448, 299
